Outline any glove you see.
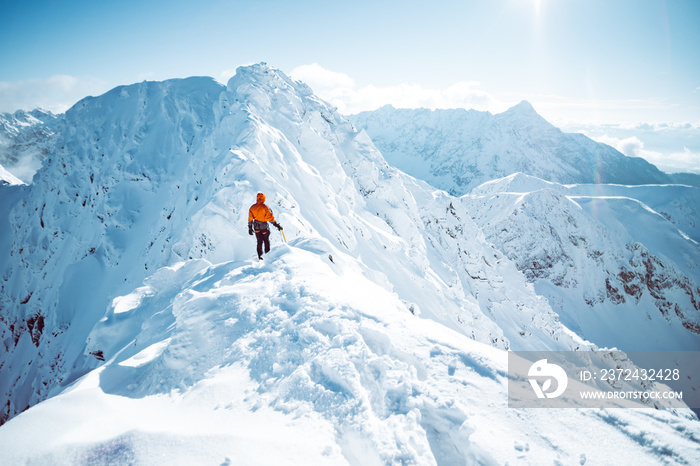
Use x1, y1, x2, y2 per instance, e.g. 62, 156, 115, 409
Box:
272, 222, 282, 231
248, 225, 254, 236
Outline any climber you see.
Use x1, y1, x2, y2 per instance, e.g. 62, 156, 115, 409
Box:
248, 192, 282, 260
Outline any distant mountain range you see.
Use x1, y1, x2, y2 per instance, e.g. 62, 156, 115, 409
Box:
351, 103, 700, 194
0, 109, 61, 184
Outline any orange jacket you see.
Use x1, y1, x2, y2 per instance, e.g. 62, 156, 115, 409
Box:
248, 192, 276, 231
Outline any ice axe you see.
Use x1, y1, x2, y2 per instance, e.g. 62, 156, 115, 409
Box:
273, 221, 286, 243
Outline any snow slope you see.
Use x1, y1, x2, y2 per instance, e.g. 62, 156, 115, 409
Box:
1, 64, 699, 464
350, 104, 671, 195
350, 101, 700, 349
2, 244, 700, 465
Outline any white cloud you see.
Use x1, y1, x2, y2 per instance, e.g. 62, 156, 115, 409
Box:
290, 63, 355, 90
0, 75, 109, 114
594, 135, 646, 158
590, 134, 700, 174
565, 121, 700, 134
651, 147, 700, 174
288, 63, 506, 115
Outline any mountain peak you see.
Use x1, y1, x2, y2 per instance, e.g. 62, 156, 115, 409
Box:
496, 99, 555, 132
227, 62, 313, 98
231, 62, 276, 80
514, 99, 534, 110
351, 103, 670, 194
501, 100, 539, 117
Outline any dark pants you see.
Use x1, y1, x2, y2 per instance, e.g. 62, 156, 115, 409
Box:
255, 230, 270, 259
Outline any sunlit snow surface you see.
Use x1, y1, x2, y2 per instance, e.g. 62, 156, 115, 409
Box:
3, 243, 700, 465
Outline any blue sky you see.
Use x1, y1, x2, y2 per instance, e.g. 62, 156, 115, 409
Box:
1, 0, 699, 172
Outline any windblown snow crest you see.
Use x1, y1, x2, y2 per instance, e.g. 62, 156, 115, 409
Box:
1, 64, 699, 464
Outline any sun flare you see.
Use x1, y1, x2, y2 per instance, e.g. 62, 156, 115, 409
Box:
534, 0, 543, 19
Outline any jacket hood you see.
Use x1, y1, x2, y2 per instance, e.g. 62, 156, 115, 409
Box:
256, 192, 266, 204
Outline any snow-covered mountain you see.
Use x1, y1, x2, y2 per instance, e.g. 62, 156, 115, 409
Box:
0, 109, 61, 183
0, 65, 569, 423
350, 104, 672, 195
1, 64, 699, 464
464, 173, 700, 352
